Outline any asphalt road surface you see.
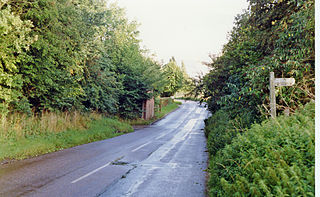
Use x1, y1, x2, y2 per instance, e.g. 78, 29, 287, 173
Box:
0, 100, 209, 197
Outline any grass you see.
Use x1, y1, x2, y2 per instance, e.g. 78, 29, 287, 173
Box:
175, 96, 202, 102
123, 101, 181, 125
0, 112, 133, 162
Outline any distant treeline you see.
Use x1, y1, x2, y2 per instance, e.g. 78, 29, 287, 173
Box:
0, 0, 190, 118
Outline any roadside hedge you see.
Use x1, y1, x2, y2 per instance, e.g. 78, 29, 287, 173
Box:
205, 108, 257, 156
205, 110, 236, 156
206, 102, 315, 196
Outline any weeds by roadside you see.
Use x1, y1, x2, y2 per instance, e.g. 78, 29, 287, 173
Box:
0, 111, 94, 139
0, 112, 132, 162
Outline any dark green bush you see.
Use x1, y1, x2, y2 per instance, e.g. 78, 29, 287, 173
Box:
207, 102, 315, 196
205, 108, 257, 156
205, 110, 237, 156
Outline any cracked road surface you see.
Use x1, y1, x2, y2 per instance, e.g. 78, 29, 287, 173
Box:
0, 101, 209, 197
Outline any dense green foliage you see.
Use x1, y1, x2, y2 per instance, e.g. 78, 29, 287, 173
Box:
202, 0, 315, 196
0, 0, 183, 119
205, 107, 257, 159
0, 2, 36, 113
202, 0, 314, 121
206, 102, 314, 196
0, 0, 190, 161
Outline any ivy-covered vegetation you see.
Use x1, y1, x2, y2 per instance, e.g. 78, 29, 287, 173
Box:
202, 0, 315, 196
0, 0, 188, 118
201, 0, 314, 120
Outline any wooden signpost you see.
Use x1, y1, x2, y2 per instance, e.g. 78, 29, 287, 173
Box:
269, 72, 295, 118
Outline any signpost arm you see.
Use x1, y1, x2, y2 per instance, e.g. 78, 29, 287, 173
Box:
270, 72, 276, 118
269, 72, 294, 118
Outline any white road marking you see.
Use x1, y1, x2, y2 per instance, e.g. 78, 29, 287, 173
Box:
195, 107, 202, 114
132, 141, 151, 152
180, 119, 197, 140
156, 133, 167, 140
184, 119, 197, 131
71, 162, 111, 184
133, 117, 199, 153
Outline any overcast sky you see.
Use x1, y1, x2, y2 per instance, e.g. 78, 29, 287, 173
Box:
111, 0, 249, 77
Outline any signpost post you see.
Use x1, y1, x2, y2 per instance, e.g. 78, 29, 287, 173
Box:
269, 72, 295, 119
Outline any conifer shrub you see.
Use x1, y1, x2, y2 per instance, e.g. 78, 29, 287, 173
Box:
207, 102, 315, 196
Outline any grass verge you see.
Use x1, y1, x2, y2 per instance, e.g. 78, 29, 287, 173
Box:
0, 115, 133, 162
123, 101, 182, 125
175, 97, 201, 102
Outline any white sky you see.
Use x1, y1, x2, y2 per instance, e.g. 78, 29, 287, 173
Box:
110, 0, 249, 77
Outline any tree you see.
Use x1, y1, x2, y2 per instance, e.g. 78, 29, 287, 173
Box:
0, 3, 36, 113
1, 0, 169, 119
179, 61, 194, 96
161, 57, 184, 97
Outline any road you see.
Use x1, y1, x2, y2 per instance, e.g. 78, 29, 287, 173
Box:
0, 101, 209, 197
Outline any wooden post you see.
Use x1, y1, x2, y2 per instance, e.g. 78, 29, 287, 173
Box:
270, 72, 276, 119
269, 72, 295, 118
142, 101, 146, 119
